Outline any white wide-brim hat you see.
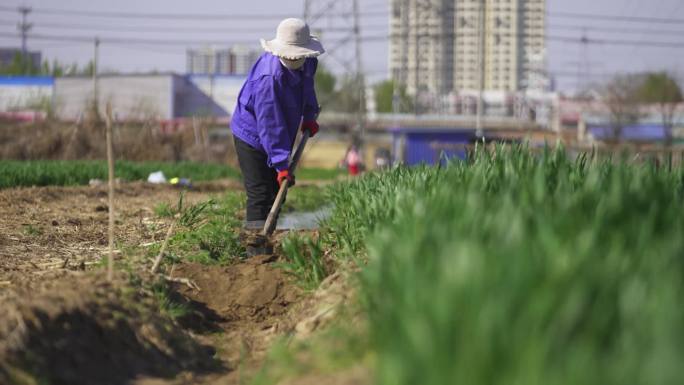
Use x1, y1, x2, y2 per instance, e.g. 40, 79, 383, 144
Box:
261, 18, 325, 60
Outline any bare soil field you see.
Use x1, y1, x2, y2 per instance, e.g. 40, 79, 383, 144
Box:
0, 181, 334, 384
0, 181, 239, 286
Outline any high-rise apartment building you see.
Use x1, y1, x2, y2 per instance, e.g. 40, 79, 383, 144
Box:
230, 45, 260, 75
389, 0, 546, 95
389, 0, 454, 95
186, 46, 260, 75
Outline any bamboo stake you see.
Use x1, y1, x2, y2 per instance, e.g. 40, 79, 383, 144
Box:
105, 103, 115, 282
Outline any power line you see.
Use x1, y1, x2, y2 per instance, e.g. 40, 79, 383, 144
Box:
3, 29, 684, 51
0, 19, 272, 34
0, 5, 387, 20
0, 18, 387, 35
3, 4, 684, 25
0, 32, 252, 46
361, 32, 684, 49
2, 31, 683, 53
0, 5, 290, 20
3, 18, 684, 39
551, 24, 684, 38
550, 11, 684, 25
550, 71, 631, 79
0, 32, 362, 48
8, 7, 681, 37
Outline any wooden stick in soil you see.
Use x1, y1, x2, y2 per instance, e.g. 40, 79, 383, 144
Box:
105, 103, 115, 282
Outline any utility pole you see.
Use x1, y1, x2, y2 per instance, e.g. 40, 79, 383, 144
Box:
17, 6, 32, 72
475, 0, 486, 139
303, 0, 311, 21
92, 37, 100, 118
579, 28, 589, 94
393, 0, 410, 117
352, 0, 365, 140
413, 0, 421, 115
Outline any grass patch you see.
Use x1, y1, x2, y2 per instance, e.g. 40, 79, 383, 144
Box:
152, 281, 190, 320
279, 233, 328, 290
283, 185, 328, 212
22, 224, 43, 236
149, 191, 246, 267
250, 320, 370, 385
153, 202, 175, 218
297, 167, 343, 181
0, 160, 239, 188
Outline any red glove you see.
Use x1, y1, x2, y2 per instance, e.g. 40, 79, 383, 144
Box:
277, 169, 295, 187
302, 120, 319, 137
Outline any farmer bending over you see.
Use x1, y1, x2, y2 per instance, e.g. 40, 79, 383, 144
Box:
231, 18, 324, 250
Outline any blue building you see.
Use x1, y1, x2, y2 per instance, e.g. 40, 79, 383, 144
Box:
391, 127, 478, 166
0, 76, 53, 119
584, 110, 684, 143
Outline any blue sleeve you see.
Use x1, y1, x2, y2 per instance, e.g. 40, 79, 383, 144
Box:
303, 59, 320, 122
254, 76, 293, 171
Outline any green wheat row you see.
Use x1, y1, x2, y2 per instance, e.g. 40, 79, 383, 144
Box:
321, 145, 684, 385
0, 160, 240, 188
0, 160, 343, 189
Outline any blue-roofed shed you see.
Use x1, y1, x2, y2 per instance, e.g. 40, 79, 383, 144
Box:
0, 76, 54, 86
0, 76, 54, 116
391, 127, 478, 166
588, 124, 671, 142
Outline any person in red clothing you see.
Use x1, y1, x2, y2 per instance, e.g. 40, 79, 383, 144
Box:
344, 144, 362, 176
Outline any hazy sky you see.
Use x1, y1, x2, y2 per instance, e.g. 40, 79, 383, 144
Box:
1, 0, 683, 92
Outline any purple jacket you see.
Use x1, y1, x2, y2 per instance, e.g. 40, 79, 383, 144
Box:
231, 53, 320, 171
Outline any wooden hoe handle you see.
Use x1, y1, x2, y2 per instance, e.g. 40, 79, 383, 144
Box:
261, 128, 311, 236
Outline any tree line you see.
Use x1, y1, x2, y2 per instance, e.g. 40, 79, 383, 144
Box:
599, 71, 683, 143
0, 52, 95, 77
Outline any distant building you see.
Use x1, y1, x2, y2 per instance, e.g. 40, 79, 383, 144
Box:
53, 74, 230, 121
0, 76, 53, 121
389, 0, 454, 96
231, 45, 260, 75
389, 0, 547, 95
187, 47, 223, 75
186, 46, 260, 75
0, 48, 41, 70
187, 75, 248, 115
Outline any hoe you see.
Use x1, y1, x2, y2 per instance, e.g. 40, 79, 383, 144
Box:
243, 119, 314, 256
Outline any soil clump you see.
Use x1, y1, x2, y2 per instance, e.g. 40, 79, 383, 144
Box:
0, 273, 219, 385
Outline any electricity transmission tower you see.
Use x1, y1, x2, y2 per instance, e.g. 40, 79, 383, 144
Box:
17, 6, 32, 66
303, 0, 366, 143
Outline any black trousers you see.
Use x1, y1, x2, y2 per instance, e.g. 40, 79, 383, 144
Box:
234, 136, 283, 227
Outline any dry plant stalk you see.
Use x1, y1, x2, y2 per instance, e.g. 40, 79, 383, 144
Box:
105, 103, 115, 282
162, 275, 200, 291
148, 218, 199, 290
150, 221, 176, 274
